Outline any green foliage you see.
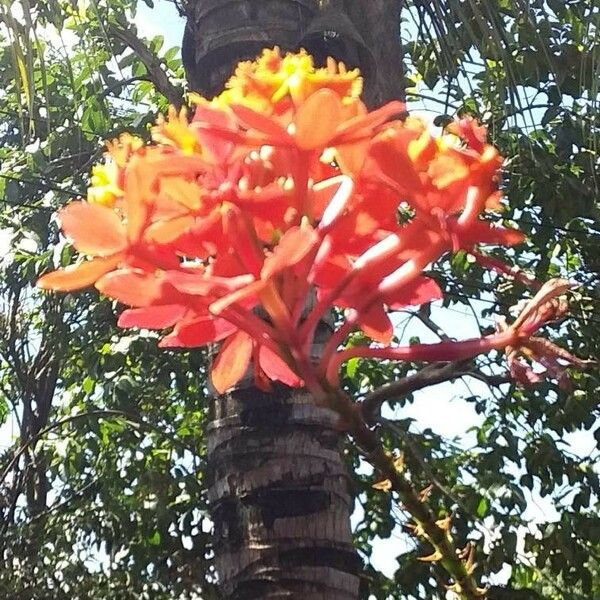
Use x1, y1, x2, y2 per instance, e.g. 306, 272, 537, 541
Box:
347, 1, 600, 597
0, 2, 215, 598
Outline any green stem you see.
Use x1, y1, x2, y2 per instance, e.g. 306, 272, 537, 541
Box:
324, 387, 485, 599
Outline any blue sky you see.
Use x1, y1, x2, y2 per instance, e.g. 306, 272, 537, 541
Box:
136, 0, 185, 48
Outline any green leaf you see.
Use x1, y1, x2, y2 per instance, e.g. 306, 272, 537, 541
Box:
476, 496, 489, 518
147, 531, 161, 546
82, 376, 95, 394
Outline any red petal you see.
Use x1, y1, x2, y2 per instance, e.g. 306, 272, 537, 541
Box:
118, 304, 187, 329
59, 202, 127, 256
259, 345, 303, 387
211, 330, 253, 393
37, 255, 122, 292
192, 105, 236, 163
459, 220, 525, 247
311, 176, 345, 220
165, 271, 255, 295
209, 280, 265, 315
336, 101, 405, 141
261, 225, 319, 279
385, 277, 443, 309
359, 304, 394, 345
159, 316, 236, 348
295, 89, 342, 150
95, 269, 163, 306
222, 208, 263, 275
230, 104, 291, 143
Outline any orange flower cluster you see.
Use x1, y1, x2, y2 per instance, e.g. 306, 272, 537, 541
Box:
38, 48, 581, 394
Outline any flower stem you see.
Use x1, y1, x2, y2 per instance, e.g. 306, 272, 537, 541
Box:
326, 329, 517, 387
322, 386, 485, 599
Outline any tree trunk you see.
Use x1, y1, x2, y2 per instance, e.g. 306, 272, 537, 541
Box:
206, 322, 361, 599
182, 2, 404, 597
182, 0, 404, 105
207, 380, 360, 598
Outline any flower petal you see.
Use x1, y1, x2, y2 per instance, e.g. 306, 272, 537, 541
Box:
165, 271, 255, 295
385, 277, 443, 309
259, 345, 303, 387
95, 269, 164, 306
37, 255, 121, 292
118, 304, 187, 329
192, 105, 236, 164
160, 316, 236, 348
211, 330, 253, 393
230, 104, 291, 143
59, 201, 127, 256
335, 140, 370, 176
359, 304, 393, 345
261, 224, 319, 279
145, 216, 197, 245
295, 89, 342, 150
209, 280, 265, 315
336, 100, 405, 141
458, 220, 525, 247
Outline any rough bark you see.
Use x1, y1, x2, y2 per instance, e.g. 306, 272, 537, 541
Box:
182, 0, 404, 105
207, 384, 360, 599
345, 0, 405, 106
205, 324, 361, 599
181, 2, 405, 597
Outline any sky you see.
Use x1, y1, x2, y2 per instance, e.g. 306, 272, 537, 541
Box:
136, 0, 185, 47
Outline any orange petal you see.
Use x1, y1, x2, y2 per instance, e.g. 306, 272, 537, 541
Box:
335, 140, 370, 176
123, 158, 152, 242
295, 89, 342, 150
59, 202, 127, 256
95, 269, 164, 306
160, 177, 202, 211
145, 216, 196, 245
428, 154, 469, 189
211, 330, 253, 394
37, 255, 122, 292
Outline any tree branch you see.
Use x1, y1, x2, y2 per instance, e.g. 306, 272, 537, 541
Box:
361, 361, 469, 424
361, 361, 511, 424
416, 305, 452, 341
108, 25, 184, 108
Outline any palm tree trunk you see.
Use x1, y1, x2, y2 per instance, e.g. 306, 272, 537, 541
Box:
207, 380, 360, 598
182, 2, 404, 597
206, 322, 361, 599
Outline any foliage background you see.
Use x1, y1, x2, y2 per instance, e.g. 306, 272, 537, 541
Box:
0, 1, 598, 598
